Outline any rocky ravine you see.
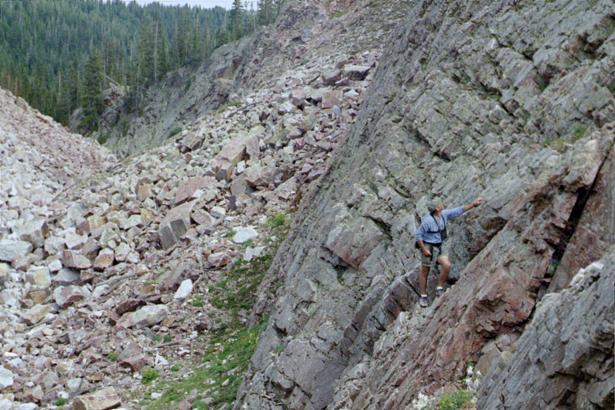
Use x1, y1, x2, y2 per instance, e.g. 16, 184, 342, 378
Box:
95, 0, 406, 158
0, 1, 410, 408
236, 0, 615, 409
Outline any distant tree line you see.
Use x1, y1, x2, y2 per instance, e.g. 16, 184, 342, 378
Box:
0, 0, 285, 131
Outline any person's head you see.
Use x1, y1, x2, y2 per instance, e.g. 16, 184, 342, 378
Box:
427, 199, 444, 215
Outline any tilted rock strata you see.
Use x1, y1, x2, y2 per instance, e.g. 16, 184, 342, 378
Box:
478, 250, 615, 409
236, 0, 615, 408
0, 1, 404, 408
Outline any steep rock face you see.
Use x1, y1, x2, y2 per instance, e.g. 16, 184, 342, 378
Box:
237, 0, 615, 408
478, 250, 615, 409
0, 1, 406, 406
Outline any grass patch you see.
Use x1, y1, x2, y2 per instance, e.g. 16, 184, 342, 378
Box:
142, 212, 292, 409
438, 389, 473, 410
142, 318, 268, 410
224, 228, 235, 239
191, 294, 204, 308
546, 138, 568, 153
97, 133, 109, 145
54, 398, 68, 406
142, 368, 160, 384
216, 100, 241, 114
546, 122, 590, 153
572, 122, 588, 140
168, 126, 183, 138
107, 352, 119, 362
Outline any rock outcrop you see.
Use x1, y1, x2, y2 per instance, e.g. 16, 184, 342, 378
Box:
0, 1, 405, 408
478, 250, 614, 409
1, 0, 613, 408
236, 0, 615, 408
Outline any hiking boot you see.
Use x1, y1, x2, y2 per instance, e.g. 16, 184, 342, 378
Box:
435, 287, 445, 297
419, 295, 429, 308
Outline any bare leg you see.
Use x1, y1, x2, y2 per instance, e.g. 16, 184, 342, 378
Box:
436, 255, 451, 288
419, 265, 430, 295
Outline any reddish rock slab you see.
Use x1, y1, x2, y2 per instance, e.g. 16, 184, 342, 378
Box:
175, 176, 215, 205
53, 285, 91, 309
158, 200, 196, 249
549, 145, 614, 292
62, 250, 92, 270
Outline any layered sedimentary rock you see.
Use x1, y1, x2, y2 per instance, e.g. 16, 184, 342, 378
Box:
236, 0, 615, 408
478, 250, 614, 409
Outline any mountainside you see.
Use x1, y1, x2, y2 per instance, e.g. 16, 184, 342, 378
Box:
0, 0, 613, 409
0, 1, 409, 408
94, 0, 404, 157
236, 0, 615, 408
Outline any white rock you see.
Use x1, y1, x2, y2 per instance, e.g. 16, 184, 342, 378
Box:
64, 231, 87, 249
211, 206, 226, 218
16, 403, 38, 410
174, 279, 193, 300
232, 227, 258, 244
0, 288, 21, 307
48, 259, 62, 272
0, 400, 13, 409
244, 246, 266, 262
0, 366, 14, 388
154, 354, 169, 368
0, 239, 33, 262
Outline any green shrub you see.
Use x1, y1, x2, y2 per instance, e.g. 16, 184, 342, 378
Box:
572, 122, 588, 140
168, 126, 183, 138
191, 294, 204, 307
97, 133, 109, 144
54, 398, 68, 406
142, 368, 160, 384
107, 351, 119, 362
438, 389, 473, 410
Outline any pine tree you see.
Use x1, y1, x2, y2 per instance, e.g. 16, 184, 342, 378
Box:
81, 50, 105, 132
229, 0, 243, 41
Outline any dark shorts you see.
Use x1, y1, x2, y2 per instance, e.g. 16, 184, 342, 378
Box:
420, 242, 447, 267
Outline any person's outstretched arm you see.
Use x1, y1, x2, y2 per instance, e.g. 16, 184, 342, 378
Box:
443, 197, 484, 221
463, 197, 484, 212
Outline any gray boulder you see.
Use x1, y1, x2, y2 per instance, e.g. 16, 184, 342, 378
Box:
0, 240, 33, 263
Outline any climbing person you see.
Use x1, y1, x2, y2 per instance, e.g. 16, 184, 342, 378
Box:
415, 197, 484, 307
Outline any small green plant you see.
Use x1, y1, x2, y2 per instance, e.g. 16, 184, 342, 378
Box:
609, 80, 615, 96
274, 344, 285, 354
141, 214, 292, 410
54, 398, 68, 406
438, 389, 473, 410
152, 334, 163, 343
191, 294, 204, 308
216, 100, 241, 113
97, 133, 109, 145
267, 212, 287, 229
572, 122, 588, 140
142, 368, 160, 384
107, 352, 119, 362
163, 334, 173, 343
168, 126, 183, 138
